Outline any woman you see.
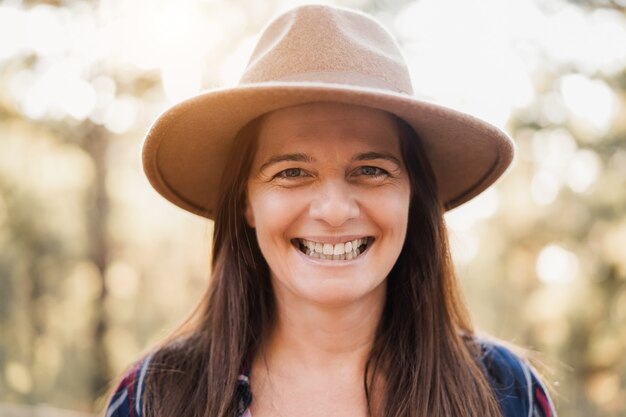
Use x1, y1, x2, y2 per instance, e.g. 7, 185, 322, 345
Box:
106, 5, 557, 417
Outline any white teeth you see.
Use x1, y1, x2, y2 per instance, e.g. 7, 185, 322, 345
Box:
298, 238, 369, 260
315, 242, 323, 253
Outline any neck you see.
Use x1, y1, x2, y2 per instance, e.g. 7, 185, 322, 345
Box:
259, 282, 386, 374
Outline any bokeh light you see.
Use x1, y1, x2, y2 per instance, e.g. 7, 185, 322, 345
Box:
536, 244, 579, 285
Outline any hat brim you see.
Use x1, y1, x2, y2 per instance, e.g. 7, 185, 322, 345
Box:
142, 82, 515, 219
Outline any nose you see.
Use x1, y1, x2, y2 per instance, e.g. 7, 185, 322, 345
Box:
309, 179, 360, 227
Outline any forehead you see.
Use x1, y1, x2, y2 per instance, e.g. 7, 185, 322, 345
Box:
255, 102, 402, 156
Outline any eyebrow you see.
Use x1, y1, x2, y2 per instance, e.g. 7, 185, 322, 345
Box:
258, 150, 402, 172
259, 153, 315, 172
352, 151, 402, 168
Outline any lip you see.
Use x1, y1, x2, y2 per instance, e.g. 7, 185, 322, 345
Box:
293, 235, 371, 244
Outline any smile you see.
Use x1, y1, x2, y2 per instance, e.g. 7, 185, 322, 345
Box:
293, 237, 373, 260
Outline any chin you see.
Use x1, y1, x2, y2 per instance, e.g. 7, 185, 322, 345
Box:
291, 277, 387, 308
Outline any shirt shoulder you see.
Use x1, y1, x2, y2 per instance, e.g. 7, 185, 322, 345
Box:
477, 338, 557, 417
105, 354, 153, 417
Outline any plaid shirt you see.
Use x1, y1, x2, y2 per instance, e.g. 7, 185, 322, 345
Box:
105, 340, 557, 417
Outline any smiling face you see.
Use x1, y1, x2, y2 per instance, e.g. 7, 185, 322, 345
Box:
245, 102, 411, 307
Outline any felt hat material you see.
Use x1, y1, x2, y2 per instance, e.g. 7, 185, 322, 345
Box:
142, 4, 515, 219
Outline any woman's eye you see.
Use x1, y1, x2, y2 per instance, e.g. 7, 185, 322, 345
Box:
276, 168, 305, 178
359, 166, 387, 177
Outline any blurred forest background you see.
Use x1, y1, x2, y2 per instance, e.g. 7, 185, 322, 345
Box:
0, 0, 624, 415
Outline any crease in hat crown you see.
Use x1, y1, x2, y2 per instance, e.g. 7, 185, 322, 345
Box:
240, 5, 413, 95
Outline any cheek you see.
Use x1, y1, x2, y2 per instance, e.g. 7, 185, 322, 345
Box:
248, 187, 307, 240
373, 191, 410, 266
248, 190, 306, 280
367, 185, 410, 230
385, 200, 410, 242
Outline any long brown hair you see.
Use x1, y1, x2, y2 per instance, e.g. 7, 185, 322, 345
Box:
141, 109, 504, 417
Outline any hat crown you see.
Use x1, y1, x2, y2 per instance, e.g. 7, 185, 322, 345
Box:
241, 5, 413, 95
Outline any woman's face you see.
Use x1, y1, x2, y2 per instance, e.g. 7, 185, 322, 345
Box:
245, 102, 411, 307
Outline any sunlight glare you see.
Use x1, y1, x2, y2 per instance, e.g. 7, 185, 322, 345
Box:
566, 149, 602, 193
536, 244, 578, 285
21, 59, 95, 121
0, 6, 26, 61
103, 96, 138, 134
219, 36, 257, 86
395, 0, 538, 128
25, 5, 67, 57
161, 57, 204, 103
532, 128, 577, 174
560, 74, 617, 135
88, 76, 117, 125
531, 170, 560, 205
148, 2, 223, 101
535, 4, 626, 74
444, 188, 500, 231
61, 78, 96, 121
153, 3, 195, 43
537, 92, 568, 125
530, 128, 581, 205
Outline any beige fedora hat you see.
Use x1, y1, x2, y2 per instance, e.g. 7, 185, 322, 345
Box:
142, 4, 514, 219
